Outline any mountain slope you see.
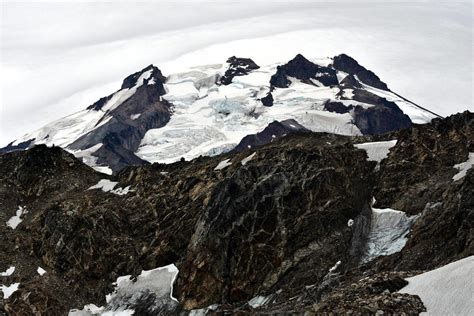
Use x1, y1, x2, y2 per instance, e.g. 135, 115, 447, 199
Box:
0, 111, 471, 315
2, 54, 439, 173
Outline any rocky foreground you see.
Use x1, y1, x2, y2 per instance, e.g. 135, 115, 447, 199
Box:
0, 111, 473, 315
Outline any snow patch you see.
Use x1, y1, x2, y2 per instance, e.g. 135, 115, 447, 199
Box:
328, 260, 341, 273
241, 152, 256, 166
88, 179, 131, 196
0, 266, 15, 277
453, 152, 474, 181
347, 219, 354, 227
399, 256, 474, 315
69, 264, 179, 315
248, 295, 271, 308
214, 159, 232, 170
355, 140, 397, 163
363, 206, 418, 263
130, 113, 141, 120
1, 283, 19, 299
6, 206, 27, 229
37, 267, 46, 276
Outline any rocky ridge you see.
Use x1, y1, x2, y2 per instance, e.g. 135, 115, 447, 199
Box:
0, 111, 472, 315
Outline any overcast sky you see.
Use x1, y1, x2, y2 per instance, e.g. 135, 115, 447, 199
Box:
1, 0, 472, 145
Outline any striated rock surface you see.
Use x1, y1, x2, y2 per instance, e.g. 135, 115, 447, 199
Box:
0, 107, 471, 314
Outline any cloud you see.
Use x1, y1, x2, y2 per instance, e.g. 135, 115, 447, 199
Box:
1, 1, 472, 145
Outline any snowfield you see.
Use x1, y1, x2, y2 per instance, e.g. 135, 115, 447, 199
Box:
8, 57, 436, 171
399, 256, 474, 315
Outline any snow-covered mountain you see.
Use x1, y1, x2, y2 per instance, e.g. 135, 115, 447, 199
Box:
1, 54, 439, 173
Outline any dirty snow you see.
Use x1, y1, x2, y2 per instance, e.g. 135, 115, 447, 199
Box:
355, 140, 397, 163
248, 295, 271, 308
88, 179, 131, 195
1, 283, 19, 299
241, 152, 256, 166
453, 152, 474, 181
0, 266, 15, 277
399, 256, 474, 315
214, 159, 232, 170
363, 207, 418, 263
37, 267, 46, 276
6, 206, 27, 229
70, 264, 179, 315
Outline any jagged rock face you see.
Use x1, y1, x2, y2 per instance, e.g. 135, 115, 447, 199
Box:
69, 65, 172, 173
374, 111, 473, 214
1, 113, 473, 315
312, 271, 426, 314
232, 119, 309, 152
371, 111, 474, 272
332, 54, 389, 90
175, 136, 374, 309
219, 56, 260, 85
121, 64, 167, 92
270, 54, 338, 88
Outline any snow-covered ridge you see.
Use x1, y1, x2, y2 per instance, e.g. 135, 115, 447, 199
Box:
4, 55, 438, 173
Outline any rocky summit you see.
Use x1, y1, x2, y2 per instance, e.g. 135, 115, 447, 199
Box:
0, 109, 472, 315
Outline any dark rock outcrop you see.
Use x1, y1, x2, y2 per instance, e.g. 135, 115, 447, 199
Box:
352, 102, 412, 135
0, 138, 35, 154
219, 56, 260, 85
270, 54, 338, 88
259, 92, 273, 106
232, 119, 309, 152
332, 54, 389, 90
121, 64, 166, 92
69, 65, 172, 173
324, 101, 352, 114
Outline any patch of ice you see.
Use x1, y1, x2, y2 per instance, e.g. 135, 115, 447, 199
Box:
1, 283, 19, 299
248, 295, 271, 308
399, 256, 474, 315
214, 159, 232, 170
88, 179, 131, 195
0, 266, 15, 277
6, 206, 27, 229
37, 267, 46, 276
453, 152, 474, 181
363, 206, 418, 263
355, 140, 397, 163
241, 152, 256, 166
70, 264, 179, 315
